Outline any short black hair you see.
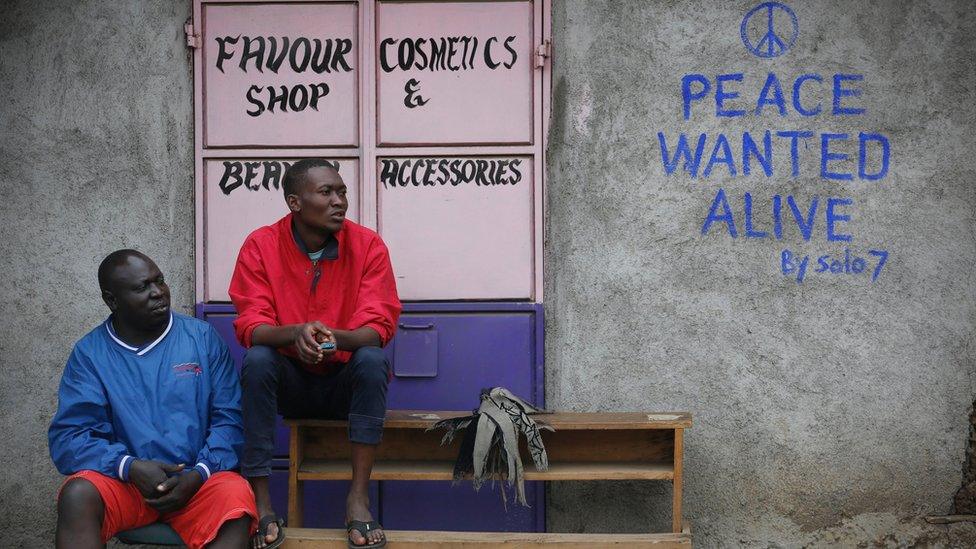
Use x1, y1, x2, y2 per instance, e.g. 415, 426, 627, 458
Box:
97, 249, 147, 291
282, 158, 340, 197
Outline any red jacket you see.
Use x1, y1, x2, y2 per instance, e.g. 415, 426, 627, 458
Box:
229, 214, 401, 371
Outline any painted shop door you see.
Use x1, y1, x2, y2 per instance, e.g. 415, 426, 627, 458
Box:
191, 0, 551, 532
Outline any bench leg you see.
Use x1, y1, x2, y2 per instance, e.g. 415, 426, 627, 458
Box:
672, 428, 684, 533
289, 425, 304, 528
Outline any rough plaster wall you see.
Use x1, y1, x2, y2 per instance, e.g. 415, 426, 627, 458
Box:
545, 0, 976, 547
0, 1, 194, 545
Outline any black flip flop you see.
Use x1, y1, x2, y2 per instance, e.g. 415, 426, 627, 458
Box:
252, 514, 285, 549
346, 519, 386, 548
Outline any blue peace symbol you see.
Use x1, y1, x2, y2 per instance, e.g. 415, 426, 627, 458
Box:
740, 2, 798, 59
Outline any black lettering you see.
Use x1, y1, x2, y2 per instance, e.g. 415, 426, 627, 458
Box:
469, 36, 478, 69
380, 159, 398, 189
475, 160, 490, 186
245, 85, 265, 117
509, 159, 522, 184
267, 85, 288, 113
397, 160, 412, 187
310, 39, 334, 74
503, 36, 518, 69
460, 160, 476, 182
447, 37, 460, 71
379, 38, 396, 72
484, 37, 500, 69
459, 36, 472, 70
422, 159, 437, 185
215, 35, 239, 73
261, 162, 282, 191
430, 38, 447, 71
410, 159, 423, 186
414, 38, 428, 70
266, 36, 289, 73
309, 83, 330, 110
437, 159, 450, 185
218, 161, 244, 195
240, 36, 266, 73
244, 162, 261, 190
332, 39, 353, 72
290, 85, 309, 111
398, 39, 415, 71
496, 160, 509, 184
290, 38, 311, 72
449, 160, 463, 185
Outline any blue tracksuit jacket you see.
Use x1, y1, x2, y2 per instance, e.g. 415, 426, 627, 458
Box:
48, 313, 243, 482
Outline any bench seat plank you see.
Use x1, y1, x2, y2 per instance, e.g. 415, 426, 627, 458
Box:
286, 411, 692, 430
297, 459, 675, 481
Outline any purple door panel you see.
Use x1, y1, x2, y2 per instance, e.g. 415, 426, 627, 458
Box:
380, 481, 542, 532
386, 313, 537, 410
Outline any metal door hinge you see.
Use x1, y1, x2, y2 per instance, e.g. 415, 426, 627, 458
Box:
534, 39, 551, 68
184, 20, 200, 49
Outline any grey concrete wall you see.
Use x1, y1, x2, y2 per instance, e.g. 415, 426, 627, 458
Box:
545, 0, 976, 546
0, 1, 194, 545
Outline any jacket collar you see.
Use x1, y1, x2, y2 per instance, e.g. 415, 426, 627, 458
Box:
290, 215, 339, 261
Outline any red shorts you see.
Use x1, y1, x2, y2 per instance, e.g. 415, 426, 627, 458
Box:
60, 470, 258, 549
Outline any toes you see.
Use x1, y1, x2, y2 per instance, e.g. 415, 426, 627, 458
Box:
349, 529, 366, 546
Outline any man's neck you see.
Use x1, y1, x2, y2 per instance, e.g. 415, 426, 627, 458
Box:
112, 316, 167, 347
293, 219, 333, 253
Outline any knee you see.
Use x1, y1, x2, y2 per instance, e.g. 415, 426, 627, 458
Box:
350, 346, 389, 385
58, 478, 103, 517
242, 345, 279, 384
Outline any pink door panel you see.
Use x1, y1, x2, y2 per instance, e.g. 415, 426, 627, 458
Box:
376, 1, 534, 145
378, 156, 533, 300
204, 158, 360, 301
202, 2, 359, 147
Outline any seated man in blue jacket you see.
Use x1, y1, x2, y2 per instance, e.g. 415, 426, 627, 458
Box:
49, 250, 257, 549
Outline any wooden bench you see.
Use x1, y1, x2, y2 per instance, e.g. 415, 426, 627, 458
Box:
284, 410, 692, 548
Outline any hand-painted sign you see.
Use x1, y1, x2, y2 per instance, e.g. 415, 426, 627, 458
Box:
378, 156, 534, 300
202, 3, 359, 147
376, 1, 533, 145
740, 2, 798, 59
658, 4, 892, 284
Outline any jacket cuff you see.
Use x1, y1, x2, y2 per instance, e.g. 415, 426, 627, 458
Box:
192, 462, 212, 481
117, 455, 135, 481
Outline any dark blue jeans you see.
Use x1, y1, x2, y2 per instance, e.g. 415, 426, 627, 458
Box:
240, 345, 389, 478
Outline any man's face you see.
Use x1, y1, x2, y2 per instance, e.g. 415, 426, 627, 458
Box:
103, 255, 171, 331
288, 166, 348, 234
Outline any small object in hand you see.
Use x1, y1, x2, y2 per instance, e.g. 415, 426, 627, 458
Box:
319, 341, 336, 351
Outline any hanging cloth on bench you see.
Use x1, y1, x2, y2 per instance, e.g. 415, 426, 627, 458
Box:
428, 387, 554, 507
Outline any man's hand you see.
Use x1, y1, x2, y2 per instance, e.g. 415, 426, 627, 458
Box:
144, 470, 205, 514
294, 321, 335, 364
129, 460, 184, 499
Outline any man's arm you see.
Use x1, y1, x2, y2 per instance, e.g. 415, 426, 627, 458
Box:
48, 348, 135, 480
345, 238, 402, 347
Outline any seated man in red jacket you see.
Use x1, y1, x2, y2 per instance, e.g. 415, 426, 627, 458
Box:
230, 159, 401, 549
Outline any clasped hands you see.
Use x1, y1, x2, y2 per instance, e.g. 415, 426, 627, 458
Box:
294, 321, 337, 364
129, 460, 204, 513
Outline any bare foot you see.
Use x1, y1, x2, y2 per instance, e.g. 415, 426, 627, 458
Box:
346, 492, 384, 546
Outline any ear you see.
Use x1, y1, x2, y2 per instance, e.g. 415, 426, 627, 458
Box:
101, 289, 117, 312
286, 193, 301, 213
